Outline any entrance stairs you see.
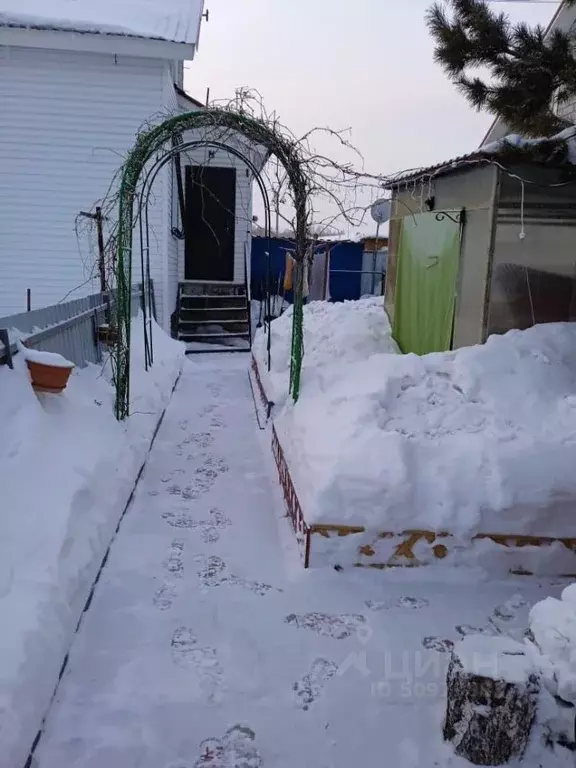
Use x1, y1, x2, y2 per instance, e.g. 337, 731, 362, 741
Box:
175, 283, 251, 352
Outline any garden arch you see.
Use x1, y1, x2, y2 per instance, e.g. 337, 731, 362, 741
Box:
113, 109, 310, 419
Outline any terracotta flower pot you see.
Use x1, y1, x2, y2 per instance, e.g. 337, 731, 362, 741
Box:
26, 359, 74, 393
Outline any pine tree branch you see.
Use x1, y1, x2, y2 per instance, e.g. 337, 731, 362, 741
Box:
427, 0, 576, 137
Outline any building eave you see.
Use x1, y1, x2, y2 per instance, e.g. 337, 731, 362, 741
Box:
0, 25, 196, 60
175, 84, 205, 110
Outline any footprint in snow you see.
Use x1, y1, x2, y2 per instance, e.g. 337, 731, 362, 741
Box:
170, 628, 224, 705
492, 594, 528, 622
162, 508, 231, 543
293, 658, 338, 710
227, 575, 274, 596
193, 725, 263, 768
153, 582, 177, 611
366, 596, 430, 612
163, 540, 185, 577
422, 637, 454, 653
165, 476, 213, 500
196, 455, 229, 481
191, 432, 215, 448
285, 612, 366, 640
455, 623, 500, 638
194, 555, 276, 595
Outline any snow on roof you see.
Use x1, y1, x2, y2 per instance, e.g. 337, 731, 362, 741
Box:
386, 129, 576, 188
0, 0, 204, 45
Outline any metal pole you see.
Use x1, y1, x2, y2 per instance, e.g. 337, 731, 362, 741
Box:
372, 222, 380, 295
96, 207, 106, 294
26, 288, 31, 312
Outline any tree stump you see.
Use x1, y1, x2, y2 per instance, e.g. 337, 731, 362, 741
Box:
443, 636, 540, 765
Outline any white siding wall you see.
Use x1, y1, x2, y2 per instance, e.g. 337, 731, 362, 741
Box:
0, 46, 170, 324
162, 65, 180, 328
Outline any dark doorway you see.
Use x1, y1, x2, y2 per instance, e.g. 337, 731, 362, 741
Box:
184, 165, 237, 281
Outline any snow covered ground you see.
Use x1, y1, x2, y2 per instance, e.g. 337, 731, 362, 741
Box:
0, 316, 183, 768
25, 355, 573, 768
255, 299, 576, 560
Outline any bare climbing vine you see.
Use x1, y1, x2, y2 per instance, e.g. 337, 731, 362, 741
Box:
82, 90, 390, 420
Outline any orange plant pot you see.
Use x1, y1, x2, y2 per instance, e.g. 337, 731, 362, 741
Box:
26, 360, 74, 393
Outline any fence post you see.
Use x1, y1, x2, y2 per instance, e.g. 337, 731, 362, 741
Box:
0, 329, 13, 369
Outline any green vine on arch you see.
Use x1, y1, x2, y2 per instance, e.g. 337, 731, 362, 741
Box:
113, 108, 310, 419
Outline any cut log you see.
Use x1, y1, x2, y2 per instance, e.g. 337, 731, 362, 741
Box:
443, 636, 540, 766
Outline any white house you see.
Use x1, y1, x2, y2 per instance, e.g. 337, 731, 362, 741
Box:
0, 1, 259, 343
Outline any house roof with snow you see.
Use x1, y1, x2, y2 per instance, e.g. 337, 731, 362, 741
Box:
0, 0, 204, 47
385, 131, 576, 189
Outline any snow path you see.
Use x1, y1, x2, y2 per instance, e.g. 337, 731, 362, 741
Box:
34, 357, 567, 768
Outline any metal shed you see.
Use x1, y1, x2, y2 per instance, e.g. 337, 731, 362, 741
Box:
385, 147, 576, 354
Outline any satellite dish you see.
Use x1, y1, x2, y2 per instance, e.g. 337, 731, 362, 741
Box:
370, 198, 391, 225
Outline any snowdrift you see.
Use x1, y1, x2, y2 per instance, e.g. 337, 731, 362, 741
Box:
277, 321, 576, 537
0, 316, 184, 767
259, 298, 576, 571
529, 583, 576, 705
252, 296, 399, 406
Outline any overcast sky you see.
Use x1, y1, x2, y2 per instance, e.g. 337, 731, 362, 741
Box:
184, 0, 558, 231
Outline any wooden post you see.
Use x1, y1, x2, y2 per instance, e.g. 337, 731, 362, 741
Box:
443, 636, 539, 765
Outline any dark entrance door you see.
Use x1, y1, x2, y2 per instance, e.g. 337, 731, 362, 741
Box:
184, 165, 237, 281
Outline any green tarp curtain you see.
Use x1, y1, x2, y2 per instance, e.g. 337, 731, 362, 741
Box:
393, 211, 462, 355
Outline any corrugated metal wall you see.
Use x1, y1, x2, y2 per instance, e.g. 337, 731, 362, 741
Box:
0, 288, 142, 368
250, 236, 365, 303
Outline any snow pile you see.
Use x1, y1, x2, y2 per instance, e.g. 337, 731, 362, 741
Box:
276, 321, 576, 538
481, 127, 576, 165
0, 315, 184, 768
0, 0, 204, 44
18, 344, 74, 368
456, 635, 533, 685
529, 584, 576, 704
252, 297, 399, 405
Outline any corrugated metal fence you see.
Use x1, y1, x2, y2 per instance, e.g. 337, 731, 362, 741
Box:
0, 287, 143, 368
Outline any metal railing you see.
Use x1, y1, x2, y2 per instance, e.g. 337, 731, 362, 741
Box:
0, 287, 144, 369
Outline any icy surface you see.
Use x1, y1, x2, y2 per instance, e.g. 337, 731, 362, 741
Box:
0, 0, 204, 44
268, 307, 576, 536
0, 316, 184, 767
26, 355, 570, 768
529, 583, 576, 704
